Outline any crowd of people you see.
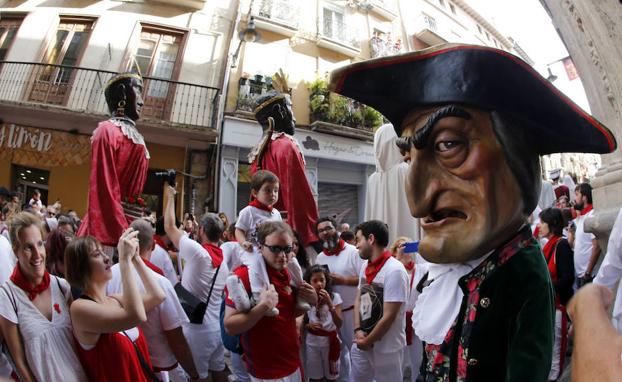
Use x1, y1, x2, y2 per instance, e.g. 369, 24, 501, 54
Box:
0, 164, 607, 382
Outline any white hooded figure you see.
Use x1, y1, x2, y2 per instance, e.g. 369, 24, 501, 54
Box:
562, 174, 576, 192
365, 124, 420, 244
538, 181, 556, 210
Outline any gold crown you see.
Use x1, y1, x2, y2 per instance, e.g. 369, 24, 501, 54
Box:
253, 94, 286, 115
104, 73, 142, 92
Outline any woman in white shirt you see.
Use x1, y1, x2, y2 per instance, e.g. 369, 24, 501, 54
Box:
0, 212, 87, 382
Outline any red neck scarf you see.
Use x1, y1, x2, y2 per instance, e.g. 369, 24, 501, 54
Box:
266, 262, 291, 291
10, 265, 50, 301
404, 260, 415, 272
202, 242, 223, 268
143, 258, 164, 276
365, 251, 392, 284
323, 239, 346, 256
542, 235, 561, 263
249, 199, 273, 213
153, 235, 168, 251
580, 204, 593, 216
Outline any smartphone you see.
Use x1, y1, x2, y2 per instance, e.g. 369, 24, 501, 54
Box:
402, 241, 419, 253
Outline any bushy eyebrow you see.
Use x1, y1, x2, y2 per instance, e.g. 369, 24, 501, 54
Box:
396, 105, 472, 151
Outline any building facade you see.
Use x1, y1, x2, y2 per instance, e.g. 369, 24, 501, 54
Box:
0, 0, 234, 216
218, 0, 537, 226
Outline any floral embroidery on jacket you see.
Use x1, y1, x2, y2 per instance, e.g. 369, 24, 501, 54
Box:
424, 227, 535, 382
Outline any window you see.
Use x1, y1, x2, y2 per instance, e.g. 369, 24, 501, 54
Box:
449, 3, 456, 14
477, 24, 482, 34
0, 16, 23, 61
422, 14, 437, 32
133, 27, 185, 120
29, 18, 94, 105
323, 7, 346, 42
493, 39, 498, 48
485, 31, 490, 41
438, 0, 445, 7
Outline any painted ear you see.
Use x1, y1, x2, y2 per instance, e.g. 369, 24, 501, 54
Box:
116, 83, 127, 100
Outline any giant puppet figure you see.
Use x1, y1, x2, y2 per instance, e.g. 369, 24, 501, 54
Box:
249, 70, 319, 247
329, 44, 617, 381
77, 72, 149, 247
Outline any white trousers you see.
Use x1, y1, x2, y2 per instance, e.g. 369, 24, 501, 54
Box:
338, 308, 354, 381
249, 368, 302, 382
408, 335, 424, 382
349, 345, 404, 382
548, 309, 567, 380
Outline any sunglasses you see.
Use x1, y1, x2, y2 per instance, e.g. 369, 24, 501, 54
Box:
264, 244, 293, 254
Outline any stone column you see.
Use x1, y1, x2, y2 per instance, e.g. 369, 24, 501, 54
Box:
541, 0, 622, 249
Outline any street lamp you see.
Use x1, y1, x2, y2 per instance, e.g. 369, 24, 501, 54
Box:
231, 17, 260, 69
239, 16, 260, 43
546, 66, 558, 83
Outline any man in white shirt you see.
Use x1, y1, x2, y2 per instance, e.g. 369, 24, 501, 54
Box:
573, 183, 602, 287
152, 217, 179, 285
164, 185, 228, 382
315, 216, 365, 381
351, 220, 409, 382
107, 219, 203, 381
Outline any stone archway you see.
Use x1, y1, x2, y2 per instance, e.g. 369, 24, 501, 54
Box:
541, 0, 622, 247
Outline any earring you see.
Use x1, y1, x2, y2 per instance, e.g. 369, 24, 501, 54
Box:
267, 116, 275, 133
116, 99, 126, 116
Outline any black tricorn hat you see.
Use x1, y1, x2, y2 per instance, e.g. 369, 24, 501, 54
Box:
329, 44, 616, 155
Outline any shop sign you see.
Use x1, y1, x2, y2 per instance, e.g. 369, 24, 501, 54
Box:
0, 123, 91, 167
0, 124, 52, 152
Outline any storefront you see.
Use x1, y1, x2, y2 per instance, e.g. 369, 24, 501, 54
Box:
0, 121, 187, 217
218, 115, 375, 227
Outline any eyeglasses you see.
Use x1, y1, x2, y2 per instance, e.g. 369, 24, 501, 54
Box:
264, 244, 293, 254
317, 226, 335, 234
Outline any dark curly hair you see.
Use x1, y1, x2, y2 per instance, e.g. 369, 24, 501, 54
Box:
304, 264, 334, 298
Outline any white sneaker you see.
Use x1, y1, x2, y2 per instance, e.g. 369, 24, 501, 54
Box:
226, 275, 251, 312
251, 292, 279, 316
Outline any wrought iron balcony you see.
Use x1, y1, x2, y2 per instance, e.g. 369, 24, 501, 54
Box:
0, 61, 220, 129
320, 17, 360, 51
252, 0, 300, 33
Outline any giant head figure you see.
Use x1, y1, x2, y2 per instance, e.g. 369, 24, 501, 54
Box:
329, 44, 616, 264
253, 69, 295, 136
104, 72, 144, 121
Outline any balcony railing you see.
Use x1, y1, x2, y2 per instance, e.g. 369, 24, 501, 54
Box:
253, 0, 300, 29
321, 18, 360, 49
0, 61, 220, 129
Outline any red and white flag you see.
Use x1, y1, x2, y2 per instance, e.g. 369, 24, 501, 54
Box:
562, 57, 579, 81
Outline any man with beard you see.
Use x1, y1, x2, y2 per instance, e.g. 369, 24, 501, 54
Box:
315, 216, 364, 381
573, 183, 601, 287
329, 44, 616, 381
351, 220, 409, 382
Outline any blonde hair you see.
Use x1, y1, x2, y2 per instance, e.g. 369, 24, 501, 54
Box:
9, 212, 44, 253
389, 236, 411, 255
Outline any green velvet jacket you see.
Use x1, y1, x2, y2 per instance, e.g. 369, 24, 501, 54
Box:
424, 227, 555, 382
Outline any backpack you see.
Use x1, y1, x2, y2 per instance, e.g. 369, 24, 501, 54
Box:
220, 298, 243, 354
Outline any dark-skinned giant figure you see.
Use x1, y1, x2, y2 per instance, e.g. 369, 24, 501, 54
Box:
329, 44, 616, 381
77, 73, 149, 248
249, 70, 319, 248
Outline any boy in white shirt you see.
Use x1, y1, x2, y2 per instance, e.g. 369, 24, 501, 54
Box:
230, 170, 308, 315
351, 220, 409, 382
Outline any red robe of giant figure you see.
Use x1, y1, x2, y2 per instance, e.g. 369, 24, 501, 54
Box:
249, 90, 318, 246
77, 73, 149, 247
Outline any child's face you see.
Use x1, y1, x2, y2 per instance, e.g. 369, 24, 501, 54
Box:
253, 181, 279, 206
310, 272, 326, 292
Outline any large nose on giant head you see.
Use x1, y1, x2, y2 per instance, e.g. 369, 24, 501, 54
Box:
405, 151, 439, 219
